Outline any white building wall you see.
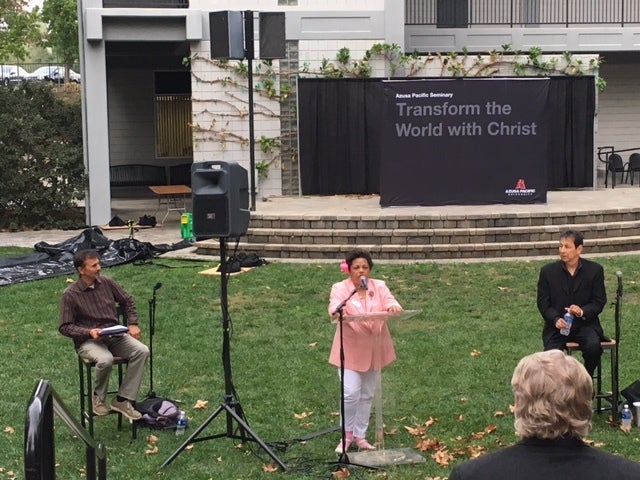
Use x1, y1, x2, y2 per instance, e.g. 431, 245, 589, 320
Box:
597, 62, 640, 155
190, 40, 283, 198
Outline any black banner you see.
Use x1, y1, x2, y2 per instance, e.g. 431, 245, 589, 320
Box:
380, 78, 549, 206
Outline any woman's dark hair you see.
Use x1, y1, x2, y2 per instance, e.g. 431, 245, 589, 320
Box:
345, 248, 373, 270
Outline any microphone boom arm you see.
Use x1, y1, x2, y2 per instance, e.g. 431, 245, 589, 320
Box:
332, 287, 358, 316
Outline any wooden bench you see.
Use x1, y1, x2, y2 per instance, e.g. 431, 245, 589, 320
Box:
110, 164, 167, 188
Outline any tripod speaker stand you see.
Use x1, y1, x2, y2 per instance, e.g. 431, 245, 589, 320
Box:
161, 237, 287, 470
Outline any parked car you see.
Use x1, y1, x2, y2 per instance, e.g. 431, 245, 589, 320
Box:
26, 66, 81, 84
0, 65, 29, 86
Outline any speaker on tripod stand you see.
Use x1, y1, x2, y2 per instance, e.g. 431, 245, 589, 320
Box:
162, 161, 286, 471
191, 161, 250, 239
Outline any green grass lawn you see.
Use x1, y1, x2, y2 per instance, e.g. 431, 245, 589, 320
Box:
3, 248, 640, 479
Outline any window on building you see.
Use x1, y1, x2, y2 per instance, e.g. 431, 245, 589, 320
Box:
437, 0, 468, 28
154, 71, 192, 158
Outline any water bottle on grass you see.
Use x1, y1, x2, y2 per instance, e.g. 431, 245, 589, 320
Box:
176, 410, 187, 436
621, 404, 632, 432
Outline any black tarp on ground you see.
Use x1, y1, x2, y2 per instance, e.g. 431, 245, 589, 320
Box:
0, 226, 191, 286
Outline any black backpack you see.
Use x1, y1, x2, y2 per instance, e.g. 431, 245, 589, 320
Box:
135, 397, 180, 429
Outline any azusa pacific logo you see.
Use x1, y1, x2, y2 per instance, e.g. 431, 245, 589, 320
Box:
505, 178, 536, 196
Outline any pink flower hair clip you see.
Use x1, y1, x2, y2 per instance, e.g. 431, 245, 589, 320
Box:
340, 259, 349, 274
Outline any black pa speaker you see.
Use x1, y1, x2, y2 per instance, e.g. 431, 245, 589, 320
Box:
209, 11, 245, 60
259, 12, 286, 59
192, 161, 250, 238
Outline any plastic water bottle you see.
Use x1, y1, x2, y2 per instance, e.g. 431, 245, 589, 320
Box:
560, 312, 573, 336
176, 410, 187, 436
621, 404, 633, 432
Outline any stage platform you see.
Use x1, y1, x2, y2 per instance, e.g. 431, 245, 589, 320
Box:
3, 188, 640, 262
194, 188, 640, 262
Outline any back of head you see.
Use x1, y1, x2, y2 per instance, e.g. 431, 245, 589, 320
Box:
512, 350, 593, 440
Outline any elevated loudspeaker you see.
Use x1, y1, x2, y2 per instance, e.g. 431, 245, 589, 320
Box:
259, 12, 286, 59
192, 161, 250, 238
210, 11, 245, 60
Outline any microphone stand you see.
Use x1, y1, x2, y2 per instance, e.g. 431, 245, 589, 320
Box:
612, 271, 623, 423
332, 286, 367, 468
145, 282, 161, 400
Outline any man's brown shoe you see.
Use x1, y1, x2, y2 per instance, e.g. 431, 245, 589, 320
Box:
110, 398, 142, 421
92, 395, 110, 416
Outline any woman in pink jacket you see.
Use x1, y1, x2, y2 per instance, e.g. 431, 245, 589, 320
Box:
328, 248, 403, 453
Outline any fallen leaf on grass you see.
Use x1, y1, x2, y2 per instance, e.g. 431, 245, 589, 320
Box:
432, 448, 454, 466
146, 434, 158, 444
485, 424, 497, 434
497, 286, 509, 292
309, 342, 318, 348
385, 427, 398, 435
493, 411, 505, 417
66, 278, 74, 283
457, 414, 464, 422
332, 467, 351, 478
262, 463, 278, 473
425, 416, 437, 427
460, 397, 468, 403
470, 349, 481, 357
468, 445, 486, 458
415, 437, 442, 452
193, 400, 208, 409
405, 424, 426, 436
186, 444, 194, 450
294, 411, 313, 420
145, 446, 158, 455
4, 426, 15, 434
509, 404, 515, 413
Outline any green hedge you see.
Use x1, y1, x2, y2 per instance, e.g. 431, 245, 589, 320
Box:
0, 81, 85, 230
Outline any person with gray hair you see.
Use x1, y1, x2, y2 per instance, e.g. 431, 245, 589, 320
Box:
449, 350, 640, 479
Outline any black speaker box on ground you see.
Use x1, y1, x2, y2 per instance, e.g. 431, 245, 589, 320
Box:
209, 11, 245, 60
259, 12, 286, 59
192, 161, 250, 238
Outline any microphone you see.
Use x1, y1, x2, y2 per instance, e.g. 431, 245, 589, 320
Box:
359, 276, 368, 290
153, 282, 163, 291
616, 271, 623, 296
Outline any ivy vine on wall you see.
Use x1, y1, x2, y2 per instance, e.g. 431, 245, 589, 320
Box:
188, 43, 604, 181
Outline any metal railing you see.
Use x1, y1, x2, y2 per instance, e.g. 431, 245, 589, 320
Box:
24, 379, 108, 480
104, 0, 189, 7
406, 0, 640, 27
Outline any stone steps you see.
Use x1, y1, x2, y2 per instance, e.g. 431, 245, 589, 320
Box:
194, 208, 640, 260
195, 235, 640, 260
